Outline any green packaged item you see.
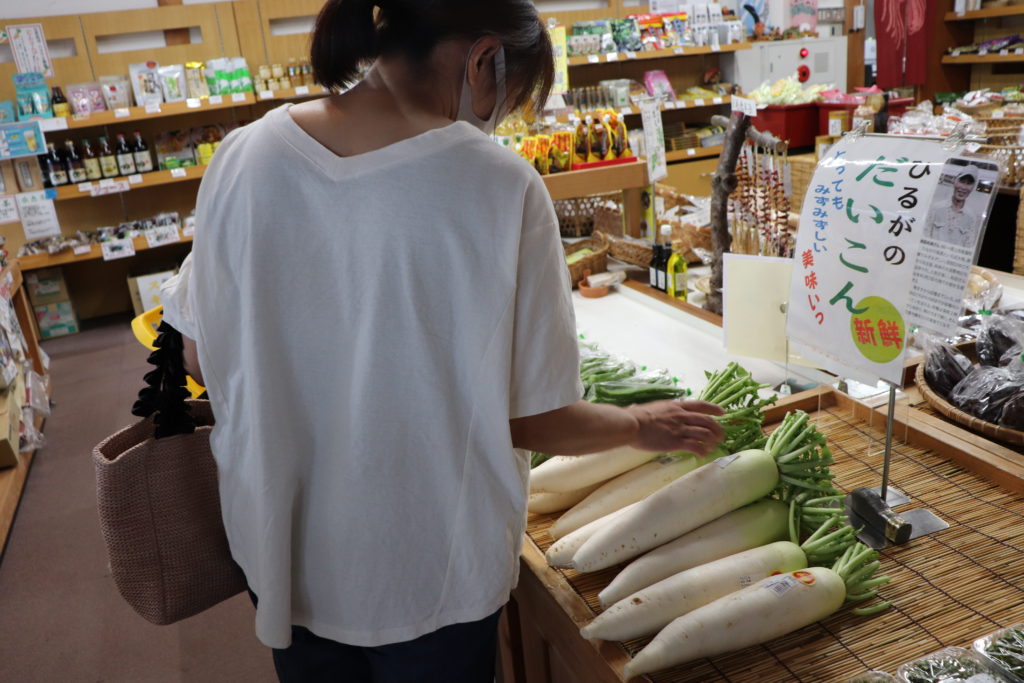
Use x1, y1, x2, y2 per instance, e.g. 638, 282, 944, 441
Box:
13, 72, 51, 120
897, 647, 1000, 683
611, 18, 643, 52
974, 624, 1024, 682
0, 101, 16, 124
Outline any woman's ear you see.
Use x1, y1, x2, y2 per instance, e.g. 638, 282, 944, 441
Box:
467, 36, 502, 87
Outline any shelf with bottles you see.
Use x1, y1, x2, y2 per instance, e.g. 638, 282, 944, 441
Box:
945, 5, 1024, 21
51, 165, 206, 201
568, 41, 750, 67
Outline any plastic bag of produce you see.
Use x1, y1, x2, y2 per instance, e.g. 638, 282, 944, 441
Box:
922, 335, 972, 399
896, 646, 1002, 682
973, 623, 1024, 682
951, 365, 1024, 423
976, 312, 1024, 366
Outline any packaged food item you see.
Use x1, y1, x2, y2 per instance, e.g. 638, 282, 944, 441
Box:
635, 14, 667, 51
191, 124, 226, 165
922, 335, 972, 399
50, 86, 70, 118
157, 64, 187, 102
154, 130, 196, 170
951, 365, 1023, 424
517, 136, 538, 166
599, 111, 619, 161
99, 75, 132, 110
0, 101, 15, 124
643, 70, 676, 101
534, 134, 553, 175
66, 82, 107, 115
230, 57, 253, 93
974, 623, 1024, 681
574, 118, 590, 166
205, 58, 231, 96
13, 72, 51, 120
976, 312, 1024, 366
588, 121, 611, 162
896, 646, 1001, 682
180, 62, 209, 100
550, 130, 573, 173
611, 17, 643, 52
129, 61, 164, 107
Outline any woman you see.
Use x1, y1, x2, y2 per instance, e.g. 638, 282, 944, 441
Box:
162, 0, 725, 680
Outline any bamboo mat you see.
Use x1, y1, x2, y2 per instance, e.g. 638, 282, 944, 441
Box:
525, 404, 1024, 682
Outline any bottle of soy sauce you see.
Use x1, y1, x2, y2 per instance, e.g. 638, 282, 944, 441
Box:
63, 140, 87, 184
649, 244, 663, 291
43, 143, 69, 186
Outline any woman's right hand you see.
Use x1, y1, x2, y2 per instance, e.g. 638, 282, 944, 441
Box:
626, 400, 725, 456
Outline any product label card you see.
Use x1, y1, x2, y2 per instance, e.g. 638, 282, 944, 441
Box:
0, 195, 18, 225
15, 190, 59, 240
640, 98, 667, 183
145, 225, 181, 249
0, 121, 45, 160
6, 24, 52, 77
101, 238, 136, 261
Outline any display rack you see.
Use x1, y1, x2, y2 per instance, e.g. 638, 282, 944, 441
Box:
567, 42, 750, 67
52, 167, 206, 202
18, 234, 194, 271
945, 5, 1024, 21
937, 0, 1023, 94
553, 96, 731, 123
941, 52, 1024, 65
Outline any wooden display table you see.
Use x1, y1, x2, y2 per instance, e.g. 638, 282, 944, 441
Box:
501, 388, 1024, 682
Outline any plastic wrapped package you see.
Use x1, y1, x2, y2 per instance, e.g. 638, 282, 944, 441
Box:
846, 673, 897, 683
974, 623, 1024, 682
896, 646, 1002, 682
976, 313, 1024, 367
951, 366, 1024, 423
923, 335, 973, 399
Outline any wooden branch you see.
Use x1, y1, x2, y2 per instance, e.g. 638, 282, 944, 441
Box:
706, 112, 752, 315
710, 115, 788, 154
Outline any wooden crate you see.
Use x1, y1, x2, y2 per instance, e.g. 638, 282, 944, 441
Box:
503, 387, 1024, 682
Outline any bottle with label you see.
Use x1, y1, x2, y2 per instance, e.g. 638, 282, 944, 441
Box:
97, 136, 119, 178
63, 139, 87, 184
132, 131, 154, 173
666, 246, 688, 301
649, 244, 663, 290
51, 86, 70, 118
80, 138, 102, 181
43, 143, 69, 186
657, 225, 672, 293
115, 133, 136, 176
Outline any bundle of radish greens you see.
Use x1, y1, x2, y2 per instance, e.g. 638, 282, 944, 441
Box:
528, 354, 893, 680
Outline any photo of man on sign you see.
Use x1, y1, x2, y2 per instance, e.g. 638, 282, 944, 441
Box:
924, 163, 994, 252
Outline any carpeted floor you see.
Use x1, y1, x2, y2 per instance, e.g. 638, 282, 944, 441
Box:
0, 318, 275, 682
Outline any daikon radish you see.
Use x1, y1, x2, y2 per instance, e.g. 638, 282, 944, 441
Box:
572, 449, 780, 573
527, 482, 603, 515
549, 454, 700, 541
581, 541, 807, 642
529, 446, 657, 494
545, 503, 639, 569
623, 567, 847, 680
598, 499, 789, 608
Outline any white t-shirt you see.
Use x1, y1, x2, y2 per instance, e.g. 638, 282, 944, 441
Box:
161, 105, 582, 648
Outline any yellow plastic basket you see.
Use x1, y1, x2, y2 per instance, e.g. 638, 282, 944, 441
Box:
131, 306, 205, 399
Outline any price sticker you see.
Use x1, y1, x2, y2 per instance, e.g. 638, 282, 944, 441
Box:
713, 97, 723, 105
186, 98, 201, 108
182, 221, 196, 237
711, 43, 721, 52
732, 95, 758, 117
114, 108, 131, 118
99, 178, 115, 188
259, 90, 274, 100
128, 174, 143, 184
605, 52, 619, 62
295, 85, 310, 95
77, 182, 93, 193
674, 47, 685, 55
145, 102, 161, 114
687, 148, 696, 156
587, 54, 600, 63
146, 225, 181, 249
543, 115, 557, 125
965, 142, 982, 153
951, 50, 961, 58
764, 575, 799, 597
694, 98, 706, 107
91, 180, 130, 196
39, 117, 68, 132
675, 100, 687, 109
170, 168, 187, 178
979, 48, 989, 57
625, 51, 638, 60
101, 238, 136, 262
72, 113, 90, 122
1001, 49, 1010, 57
1016, 48, 1024, 56
231, 92, 247, 103
73, 245, 92, 256
209, 95, 223, 105
619, 108, 631, 118
663, 100, 676, 109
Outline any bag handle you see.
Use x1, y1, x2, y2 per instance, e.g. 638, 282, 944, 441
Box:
132, 321, 196, 439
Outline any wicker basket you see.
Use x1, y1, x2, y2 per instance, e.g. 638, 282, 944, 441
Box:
671, 222, 713, 263
957, 101, 1002, 117
564, 234, 609, 288
915, 364, 1024, 446
975, 144, 1024, 186
554, 194, 619, 238
601, 231, 653, 268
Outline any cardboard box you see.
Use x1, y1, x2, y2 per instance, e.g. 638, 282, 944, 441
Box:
0, 372, 25, 468
34, 301, 79, 339
127, 269, 177, 317
25, 268, 70, 307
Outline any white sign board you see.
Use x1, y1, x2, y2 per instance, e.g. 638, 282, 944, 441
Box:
15, 191, 60, 240
6, 24, 53, 77
640, 98, 668, 183
786, 135, 959, 386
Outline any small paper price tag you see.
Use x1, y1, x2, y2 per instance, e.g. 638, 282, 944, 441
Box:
145, 102, 161, 114
170, 168, 187, 178
73, 245, 92, 256
1016, 48, 1024, 56
675, 100, 687, 109
1001, 49, 1010, 57
965, 142, 982, 153
674, 47, 684, 55
259, 90, 274, 100
713, 97, 723, 105
764, 575, 799, 597
186, 98, 201, 108
687, 148, 696, 156
711, 44, 721, 52
625, 51, 638, 60
951, 50, 961, 57
587, 55, 600, 63
114, 108, 131, 118
72, 113, 90, 121
77, 182, 93, 193
732, 96, 758, 117
128, 174, 143, 184
663, 100, 676, 109
146, 225, 181, 249
295, 85, 310, 95
979, 48, 989, 56
231, 93, 246, 103
620, 109, 631, 118
39, 117, 68, 132
102, 238, 136, 261
605, 52, 619, 62
99, 178, 115, 188
209, 95, 224, 105
543, 115, 556, 125
694, 98, 706, 107
182, 220, 196, 237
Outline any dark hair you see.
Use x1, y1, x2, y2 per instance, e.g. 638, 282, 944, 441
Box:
311, 0, 554, 113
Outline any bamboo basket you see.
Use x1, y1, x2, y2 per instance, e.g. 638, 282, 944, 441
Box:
974, 144, 1024, 186
600, 231, 653, 268
957, 101, 1002, 118
554, 194, 620, 238
915, 364, 1024, 446
564, 234, 609, 288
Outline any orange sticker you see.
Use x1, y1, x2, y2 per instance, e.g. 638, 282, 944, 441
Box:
793, 570, 816, 586
769, 570, 783, 576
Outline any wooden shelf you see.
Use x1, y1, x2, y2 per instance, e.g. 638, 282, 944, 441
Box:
666, 146, 723, 162
946, 6, 1024, 21
542, 160, 649, 201
18, 233, 193, 271
941, 51, 1024, 64
52, 165, 206, 201
255, 84, 329, 102
567, 41, 751, 67
553, 96, 730, 123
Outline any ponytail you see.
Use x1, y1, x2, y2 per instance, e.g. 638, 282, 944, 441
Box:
311, 0, 379, 90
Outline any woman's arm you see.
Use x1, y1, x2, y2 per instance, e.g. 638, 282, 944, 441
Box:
510, 399, 725, 456
183, 335, 205, 387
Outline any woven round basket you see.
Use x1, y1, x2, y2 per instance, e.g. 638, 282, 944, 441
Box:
564, 234, 609, 288
914, 364, 1024, 446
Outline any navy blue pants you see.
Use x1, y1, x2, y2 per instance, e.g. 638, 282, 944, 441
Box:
251, 592, 502, 683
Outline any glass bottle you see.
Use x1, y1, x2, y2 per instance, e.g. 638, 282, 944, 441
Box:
131, 131, 154, 173
115, 133, 136, 176
63, 139, 87, 183
97, 136, 119, 178
80, 138, 102, 181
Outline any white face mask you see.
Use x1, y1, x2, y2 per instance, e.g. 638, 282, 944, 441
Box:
457, 42, 506, 135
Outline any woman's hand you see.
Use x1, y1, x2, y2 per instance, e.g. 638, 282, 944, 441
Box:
626, 400, 725, 455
